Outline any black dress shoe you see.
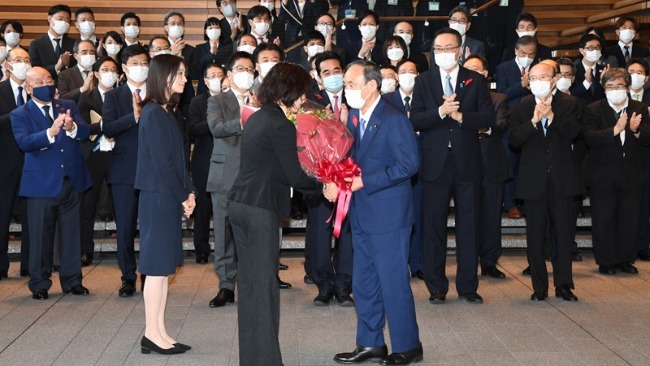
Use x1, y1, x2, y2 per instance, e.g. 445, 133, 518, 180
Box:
335, 288, 354, 306
555, 286, 578, 302
173, 342, 192, 350
481, 265, 506, 279
530, 291, 548, 301
428, 291, 446, 304
81, 253, 93, 267
459, 292, 484, 304
140, 336, 185, 355
314, 291, 333, 306
290, 208, 304, 220
639, 250, 650, 261
209, 288, 235, 307
195, 252, 209, 264
381, 343, 423, 365
410, 270, 425, 280
522, 266, 531, 275
65, 284, 90, 295
118, 280, 136, 297
334, 345, 388, 364
32, 289, 49, 300
619, 262, 639, 274
20, 269, 29, 277
599, 265, 616, 275
278, 276, 292, 289
278, 263, 289, 270
304, 274, 315, 284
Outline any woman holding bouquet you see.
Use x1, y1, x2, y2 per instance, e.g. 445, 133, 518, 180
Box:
228, 63, 338, 366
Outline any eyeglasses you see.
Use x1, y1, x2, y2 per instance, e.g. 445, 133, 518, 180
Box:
231, 65, 254, 74
30, 79, 55, 87
432, 46, 460, 54
582, 46, 602, 52
8, 58, 30, 64
317, 22, 334, 27
559, 72, 574, 78
528, 75, 554, 82
604, 84, 627, 90
448, 18, 468, 25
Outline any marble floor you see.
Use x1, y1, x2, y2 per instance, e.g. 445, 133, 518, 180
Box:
1, 252, 650, 365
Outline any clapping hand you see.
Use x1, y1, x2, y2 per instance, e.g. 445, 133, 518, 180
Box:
614, 112, 628, 136
48, 111, 66, 137
133, 92, 142, 121
62, 109, 75, 132
532, 96, 553, 124
439, 94, 459, 117
630, 112, 642, 133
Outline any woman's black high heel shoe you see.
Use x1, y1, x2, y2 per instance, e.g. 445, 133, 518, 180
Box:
141, 336, 185, 354
173, 342, 192, 350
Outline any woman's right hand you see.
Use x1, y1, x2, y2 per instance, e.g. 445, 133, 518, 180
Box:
182, 193, 196, 217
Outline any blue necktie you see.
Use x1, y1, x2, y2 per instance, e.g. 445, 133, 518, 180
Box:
54, 38, 62, 59
359, 117, 368, 140
16, 86, 24, 107
444, 74, 453, 96
541, 117, 548, 136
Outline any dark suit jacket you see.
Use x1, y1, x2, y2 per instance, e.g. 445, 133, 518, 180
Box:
606, 44, 649, 70
219, 14, 248, 42
570, 62, 606, 105
0, 79, 25, 177
501, 41, 552, 63
482, 91, 512, 183
229, 103, 320, 216
346, 39, 385, 67
102, 84, 138, 185
278, 0, 329, 46
206, 90, 243, 195
192, 41, 234, 95
347, 97, 419, 234
134, 102, 194, 203
408, 49, 429, 73
77, 87, 105, 159
57, 66, 85, 103
180, 45, 197, 108
11, 99, 91, 197
383, 89, 409, 114
28, 34, 76, 80
509, 92, 583, 200
495, 58, 534, 107
411, 67, 496, 181
309, 89, 347, 111
582, 98, 650, 190
188, 92, 213, 182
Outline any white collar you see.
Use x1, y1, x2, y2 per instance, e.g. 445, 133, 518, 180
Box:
359, 93, 381, 122
9, 77, 24, 92
608, 98, 629, 114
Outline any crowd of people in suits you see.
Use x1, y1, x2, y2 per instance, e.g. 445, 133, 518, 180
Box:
3, 1, 650, 364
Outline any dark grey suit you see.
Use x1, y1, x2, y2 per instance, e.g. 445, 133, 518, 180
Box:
57, 66, 86, 103
206, 90, 243, 291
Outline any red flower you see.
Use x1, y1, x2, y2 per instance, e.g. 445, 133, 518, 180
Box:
352, 115, 359, 127
314, 94, 323, 100
462, 78, 473, 88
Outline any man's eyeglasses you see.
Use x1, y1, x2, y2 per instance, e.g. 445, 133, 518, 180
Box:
432, 46, 460, 54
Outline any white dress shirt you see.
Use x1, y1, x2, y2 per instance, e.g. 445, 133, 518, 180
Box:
9, 78, 27, 106
609, 98, 629, 145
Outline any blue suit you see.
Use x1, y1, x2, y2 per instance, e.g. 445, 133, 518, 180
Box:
103, 84, 139, 282
347, 97, 420, 353
11, 98, 91, 292
495, 59, 532, 107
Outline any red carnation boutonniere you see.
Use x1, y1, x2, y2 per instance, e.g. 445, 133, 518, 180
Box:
352, 115, 359, 128
314, 94, 323, 100
460, 78, 473, 89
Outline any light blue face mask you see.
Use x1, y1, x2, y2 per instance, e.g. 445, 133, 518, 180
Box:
322, 73, 344, 93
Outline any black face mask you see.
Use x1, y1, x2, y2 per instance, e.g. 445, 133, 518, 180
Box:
31, 85, 56, 102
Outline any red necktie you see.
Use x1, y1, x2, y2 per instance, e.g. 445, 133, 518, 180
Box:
521, 67, 526, 77
333, 95, 340, 120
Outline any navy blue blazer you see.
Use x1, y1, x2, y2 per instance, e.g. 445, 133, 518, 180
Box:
495, 59, 533, 107
11, 98, 91, 197
347, 97, 419, 234
103, 84, 138, 185
411, 67, 496, 182
135, 102, 195, 203
570, 62, 606, 105
383, 90, 409, 115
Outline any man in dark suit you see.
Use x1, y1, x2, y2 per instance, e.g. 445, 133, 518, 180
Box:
345, 10, 385, 67
304, 51, 354, 306
120, 12, 146, 48
164, 11, 196, 120
501, 12, 552, 63
445, 6, 485, 66
103, 45, 150, 297
411, 28, 495, 304
0, 47, 31, 279
28, 4, 76, 80
57, 40, 96, 103
218, 0, 248, 43
606, 17, 649, 68
572, 34, 607, 105
583, 68, 650, 275
463, 55, 512, 279
509, 63, 582, 301
334, 60, 422, 365
188, 64, 225, 265
393, 22, 428, 73
311, 13, 346, 66
74, 7, 98, 47
11, 66, 91, 299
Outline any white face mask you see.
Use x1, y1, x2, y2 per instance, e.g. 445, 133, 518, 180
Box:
124, 25, 140, 39
449, 23, 467, 36
359, 25, 376, 40
154, 50, 172, 57
381, 78, 396, 94
105, 44, 121, 56
259, 61, 277, 78
207, 77, 222, 93
252, 21, 270, 36
168, 25, 184, 39
387, 48, 404, 61
51, 20, 70, 35
631, 73, 646, 90
4, 32, 20, 47
619, 29, 635, 43
206, 28, 221, 40
434, 51, 458, 70
125, 65, 149, 83
307, 45, 324, 58
78, 21, 95, 35
99, 72, 118, 88
530, 80, 552, 99
222, 4, 236, 17
395, 33, 412, 46
233, 71, 254, 90
78, 54, 96, 69
345, 84, 369, 109
517, 30, 536, 38
398, 73, 416, 92
317, 24, 333, 38
584, 50, 601, 63
238, 44, 256, 54
606, 89, 628, 105
9, 62, 30, 80
517, 56, 534, 69
260, 1, 274, 11
556, 77, 572, 92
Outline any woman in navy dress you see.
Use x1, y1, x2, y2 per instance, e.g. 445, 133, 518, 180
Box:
135, 54, 196, 355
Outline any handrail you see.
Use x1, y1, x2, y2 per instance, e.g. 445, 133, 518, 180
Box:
283, 0, 500, 53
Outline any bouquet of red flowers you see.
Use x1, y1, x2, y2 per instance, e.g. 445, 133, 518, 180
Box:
290, 100, 359, 238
